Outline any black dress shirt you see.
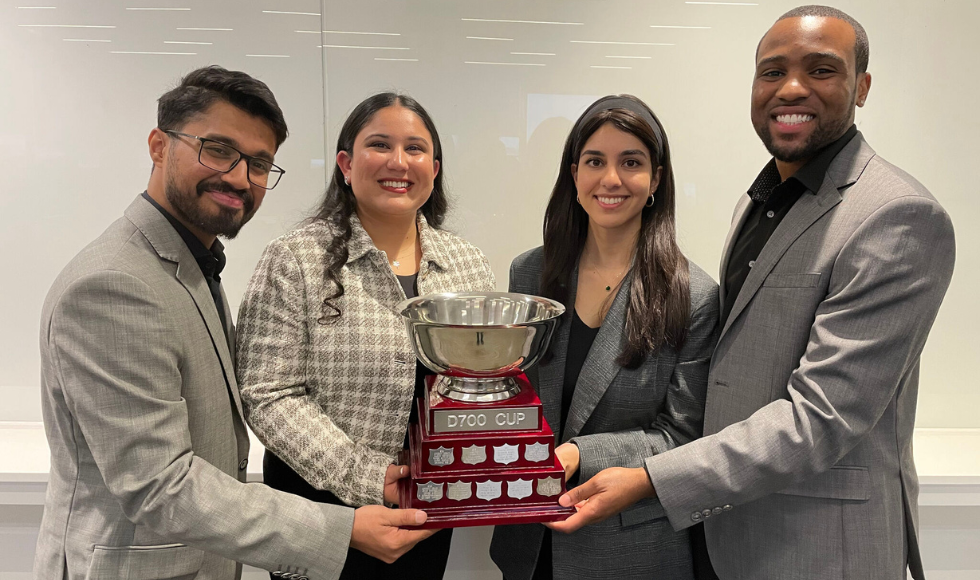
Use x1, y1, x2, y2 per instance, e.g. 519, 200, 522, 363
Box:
721, 125, 858, 325
141, 191, 229, 331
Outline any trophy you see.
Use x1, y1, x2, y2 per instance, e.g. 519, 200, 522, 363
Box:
395, 292, 575, 528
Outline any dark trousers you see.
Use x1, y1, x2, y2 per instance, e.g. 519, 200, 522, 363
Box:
263, 451, 453, 580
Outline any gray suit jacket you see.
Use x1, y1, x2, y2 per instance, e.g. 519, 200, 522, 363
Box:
645, 134, 956, 580
491, 248, 719, 580
35, 195, 355, 580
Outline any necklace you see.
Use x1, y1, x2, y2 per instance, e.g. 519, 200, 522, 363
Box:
388, 245, 416, 268
593, 263, 629, 292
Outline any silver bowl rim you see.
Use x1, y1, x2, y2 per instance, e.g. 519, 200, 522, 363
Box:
396, 291, 565, 329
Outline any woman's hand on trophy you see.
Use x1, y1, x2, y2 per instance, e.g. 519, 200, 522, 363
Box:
554, 443, 580, 482
350, 505, 435, 563
545, 467, 657, 534
384, 464, 409, 505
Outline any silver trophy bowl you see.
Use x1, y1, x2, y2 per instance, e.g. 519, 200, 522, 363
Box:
397, 292, 565, 402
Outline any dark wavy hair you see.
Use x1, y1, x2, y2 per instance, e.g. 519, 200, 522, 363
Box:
541, 95, 690, 368
313, 92, 447, 322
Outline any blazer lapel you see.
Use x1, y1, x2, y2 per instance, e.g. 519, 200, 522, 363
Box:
561, 276, 630, 441
718, 195, 753, 313
125, 196, 245, 422
719, 135, 874, 341
535, 268, 576, 443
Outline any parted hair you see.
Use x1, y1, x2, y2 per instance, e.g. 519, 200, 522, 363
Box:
541, 95, 690, 368
313, 92, 447, 321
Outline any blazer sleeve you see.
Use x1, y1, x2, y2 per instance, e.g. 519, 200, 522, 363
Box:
236, 241, 394, 507
646, 195, 956, 531
571, 277, 720, 482
46, 270, 354, 579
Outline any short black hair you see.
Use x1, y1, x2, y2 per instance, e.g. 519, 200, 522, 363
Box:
777, 5, 869, 73
157, 65, 288, 148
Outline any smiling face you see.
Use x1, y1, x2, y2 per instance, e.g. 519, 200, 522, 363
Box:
571, 122, 660, 236
336, 105, 440, 222
751, 16, 871, 163
150, 99, 276, 241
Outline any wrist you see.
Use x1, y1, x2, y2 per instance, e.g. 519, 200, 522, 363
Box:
631, 467, 656, 499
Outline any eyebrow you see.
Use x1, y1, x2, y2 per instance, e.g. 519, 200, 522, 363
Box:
757, 51, 847, 68
203, 133, 275, 162
364, 133, 431, 145
581, 149, 649, 158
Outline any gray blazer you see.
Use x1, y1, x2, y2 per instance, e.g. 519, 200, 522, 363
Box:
491, 248, 719, 580
645, 134, 956, 580
35, 195, 355, 580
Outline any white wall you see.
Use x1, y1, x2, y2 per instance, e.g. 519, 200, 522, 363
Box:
2, 0, 979, 574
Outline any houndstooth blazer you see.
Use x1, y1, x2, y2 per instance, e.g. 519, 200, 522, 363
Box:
236, 212, 495, 507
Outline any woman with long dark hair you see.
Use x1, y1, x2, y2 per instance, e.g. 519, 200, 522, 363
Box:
490, 95, 719, 579
236, 92, 495, 579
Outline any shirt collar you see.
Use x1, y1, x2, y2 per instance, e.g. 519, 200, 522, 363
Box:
141, 191, 226, 280
347, 211, 449, 271
748, 124, 859, 201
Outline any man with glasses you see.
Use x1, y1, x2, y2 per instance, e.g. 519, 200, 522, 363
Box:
35, 66, 433, 580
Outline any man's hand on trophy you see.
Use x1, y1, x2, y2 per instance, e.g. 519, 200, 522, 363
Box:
545, 467, 656, 534
384, 464, 409, 505
350, 505, 435, 563
554, 443, 580, 482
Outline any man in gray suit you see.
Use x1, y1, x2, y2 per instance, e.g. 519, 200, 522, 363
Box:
35, 66, 432, 580
549, 6, 955, 579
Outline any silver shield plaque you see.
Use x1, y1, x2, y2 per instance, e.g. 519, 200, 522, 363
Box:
507, 478, 533, 500
524, 442, 549, 462
476, 480, 502, 501
446, 481, 472, 501
416, 481, 444, 503
537, 477, 561, 497
461, 444, 487, 465
493, 443, 519, 465
428, 446, 454, 467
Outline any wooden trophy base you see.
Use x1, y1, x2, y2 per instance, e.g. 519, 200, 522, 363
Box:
397, 374, 574, 529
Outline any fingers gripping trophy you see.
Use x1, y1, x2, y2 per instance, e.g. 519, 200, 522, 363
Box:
396, 292, 575, 528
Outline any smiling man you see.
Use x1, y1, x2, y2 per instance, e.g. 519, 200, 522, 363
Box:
547, 6, 955, 579
35, 66, 433, 580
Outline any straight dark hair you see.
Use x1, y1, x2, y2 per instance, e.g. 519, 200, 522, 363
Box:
313, 92, 448, 322
541, 95, 690, 368
157, 65, 288, 148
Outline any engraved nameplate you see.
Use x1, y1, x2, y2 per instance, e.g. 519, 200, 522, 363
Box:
476, 480, 502, 501
493, 443, 519, 465
446, 481, 472, 501
428, 446, 454, 467
432, 407, 538, 433
537, 477, 561, 497
507, 478, 533, 500
416, 481, 444, 503
525, 442, 550, 462
461, 444, 487, 465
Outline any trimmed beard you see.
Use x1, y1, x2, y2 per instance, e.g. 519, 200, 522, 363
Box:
755, 95, 856, 163
164, 166, 255, 240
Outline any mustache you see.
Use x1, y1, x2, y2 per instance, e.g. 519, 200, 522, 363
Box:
196, 179, 252, 204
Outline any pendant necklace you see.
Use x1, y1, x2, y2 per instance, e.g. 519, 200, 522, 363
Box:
594, 263, 629, 292
389, 245, 416, 268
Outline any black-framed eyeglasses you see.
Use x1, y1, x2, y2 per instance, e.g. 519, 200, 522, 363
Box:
165, 130, 285, 190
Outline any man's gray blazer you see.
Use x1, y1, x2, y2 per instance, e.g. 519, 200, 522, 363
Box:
645, 133, 956, 580
491, 250, 719, 580
35, 195, 355, 580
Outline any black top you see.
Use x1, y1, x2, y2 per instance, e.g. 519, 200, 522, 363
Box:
721, 125, 858, 324
141, 191, 228, 331
560, 309, 601, 440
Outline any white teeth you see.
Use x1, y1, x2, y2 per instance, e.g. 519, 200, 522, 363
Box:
381, 180, 410, 188
597, 196, 626, 205
776, 114, 814, 125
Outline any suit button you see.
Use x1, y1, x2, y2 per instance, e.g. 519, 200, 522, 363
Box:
712, 507, 723, 515
723, 504, 733, 511
701, 509, 712, 518
272, 573, 281, 578
691, 512, 702, 522
239, 458, 248, 471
